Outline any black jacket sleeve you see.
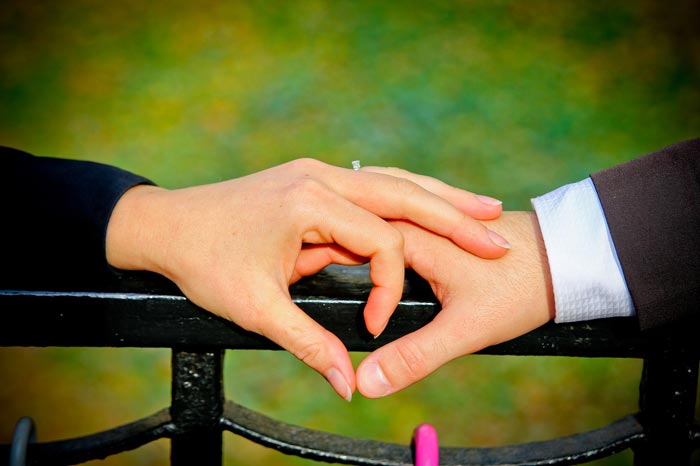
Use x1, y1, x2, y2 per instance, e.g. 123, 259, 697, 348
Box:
0, 147, 155, 290
591, 139, 700, 330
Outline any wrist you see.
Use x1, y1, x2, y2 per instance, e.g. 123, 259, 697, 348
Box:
485, 212, 555, 322
105, 184, 170, 274
527, 211, 556, 321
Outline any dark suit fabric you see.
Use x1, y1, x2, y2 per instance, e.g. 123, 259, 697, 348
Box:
0, 147, 154, 290
591, 139, 700, 330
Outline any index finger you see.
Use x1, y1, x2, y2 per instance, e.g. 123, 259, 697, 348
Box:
299, 187, 407, 337
242, 286, 357, 402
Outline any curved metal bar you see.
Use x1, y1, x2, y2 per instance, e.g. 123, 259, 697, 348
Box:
0, 401, 649, 466
9, 417, 35, 466
220, 401, 645, 466
0, 410, 175, 465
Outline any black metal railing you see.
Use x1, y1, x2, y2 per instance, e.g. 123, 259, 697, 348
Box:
1, 265, 699, 465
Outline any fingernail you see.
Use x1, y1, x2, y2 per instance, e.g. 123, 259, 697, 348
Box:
371, 321, 388, 340
476, 194, 503, 206
358, 362, 393, 398
487, 229, 511, 249
324, 367, 353, 402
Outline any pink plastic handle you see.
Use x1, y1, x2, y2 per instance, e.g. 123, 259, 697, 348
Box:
413, 423, 439, 466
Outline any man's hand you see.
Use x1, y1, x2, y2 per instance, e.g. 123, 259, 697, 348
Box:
356, 212, 555, 398
104, 158, 510, 401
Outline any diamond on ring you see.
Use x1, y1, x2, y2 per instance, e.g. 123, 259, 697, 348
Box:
352, 160, 361, 171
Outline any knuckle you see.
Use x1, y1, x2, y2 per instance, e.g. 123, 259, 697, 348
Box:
388, 167, 411, 178
383, 227, 405, 252
375, 166, 408, 177
289, 157, 324, 172
283, 178, 329, 212
392, 176, 421, 198
294, 339, 325, 367
393, 338, 428, 382
290, 176, 326, 197
447, 213, 471, 241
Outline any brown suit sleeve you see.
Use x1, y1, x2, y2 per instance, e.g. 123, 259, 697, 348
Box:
590, 139, 700, 330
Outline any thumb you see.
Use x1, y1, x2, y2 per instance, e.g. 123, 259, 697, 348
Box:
355, 307, 477, 398
249, 288, 357, 402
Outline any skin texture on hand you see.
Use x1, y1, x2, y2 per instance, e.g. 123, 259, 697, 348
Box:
356, 212, 555, 398
104, 158, 509, 401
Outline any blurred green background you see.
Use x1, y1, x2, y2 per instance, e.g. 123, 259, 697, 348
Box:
1, 1, 698, 465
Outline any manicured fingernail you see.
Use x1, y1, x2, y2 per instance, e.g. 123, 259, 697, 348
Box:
371, 321, 388, 340
358, 362, 393, 398
324, 367, 353, 402
476, 194, 503, 206
487, 229, 511, 249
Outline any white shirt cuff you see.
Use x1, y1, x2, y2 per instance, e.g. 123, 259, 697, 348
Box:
531, 178, 635, 323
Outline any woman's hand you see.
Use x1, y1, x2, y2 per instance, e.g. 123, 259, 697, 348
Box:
106, 158, 509, 400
